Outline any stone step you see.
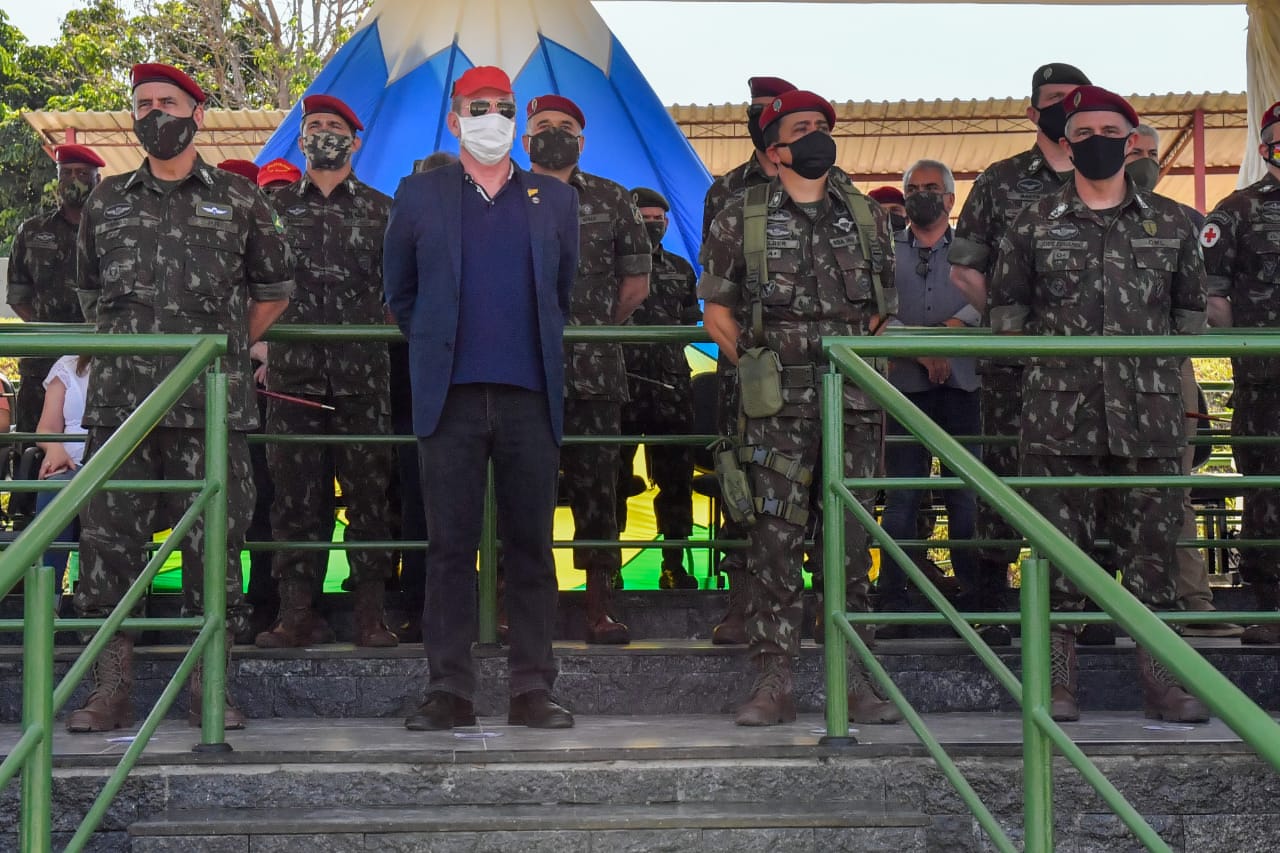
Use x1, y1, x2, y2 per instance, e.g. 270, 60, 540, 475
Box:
127, 801, 931, 852
1, 638, 1276, 725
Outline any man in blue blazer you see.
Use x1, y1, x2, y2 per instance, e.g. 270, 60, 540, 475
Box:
384, 65, 579, 730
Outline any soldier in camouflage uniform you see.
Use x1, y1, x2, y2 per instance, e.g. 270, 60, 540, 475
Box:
1202, 99, 1280, 645
523, 94, 651, 644
700, 90, 901, 727
700, 75, 796, 644
617, 187, 702, 590
989, 86, 1209, 725
6, 145, 96, 524
255, 95, 397, 650
948, 63, 1090, 642
68, 64, 293, 733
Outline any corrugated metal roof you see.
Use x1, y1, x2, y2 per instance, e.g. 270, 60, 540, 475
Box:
23, 92, 1248, 212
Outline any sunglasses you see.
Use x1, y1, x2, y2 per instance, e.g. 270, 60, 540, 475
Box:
916, 247, 932, 278
467, 99, 517, 119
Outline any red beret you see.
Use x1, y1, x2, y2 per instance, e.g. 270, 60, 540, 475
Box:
868, 186, 905, 206
1062, 85, 1139, 130
748, 77, 796, 99
257, 158, 301, 187
217, 159, 260, 181
53, 144, 105, 168
1262, 101, 1280, 137
758, 90, 836, 132
527, 94, 586, 130
452, 66, 513, 99
302, 94, 363, 132
131, 63, 205, 104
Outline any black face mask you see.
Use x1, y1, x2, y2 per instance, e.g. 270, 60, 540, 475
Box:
133, 110, 198, 161
747, 104, 767, 151
1068, 135, 1129, 181
777, 130, 837, 180
1036, 102, 1068, 142
889, 212, 907, 233
527, 128, 581, 170
1125, 157, 1160, 191
644, 221, 667, 249
302, 131, 354, 170
905, 191, 946, 227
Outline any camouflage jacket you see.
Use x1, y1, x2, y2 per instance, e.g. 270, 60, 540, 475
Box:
701, 155, 772, 242
564, 169, 652, 401
1201, 171, 1280, 385
76, 156, 294, 430
988, 178, 1206, 458
271, 173, 391, 398
698, 172, 897, 417
624, 247, 701, 381
7, 208, 86, 377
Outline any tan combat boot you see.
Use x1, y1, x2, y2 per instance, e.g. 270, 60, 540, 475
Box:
848, 658, 902, 725
1137, 646, 1210, 723
188, 634, 247, 730
711, 568, 748, 645
1049, 628, 1080, 722
255, 578, 333, 648
353, 580, 399, 648
584, 568, 630, 644
66, 634, 134, 733
1241, 582, 1280, 645
734, 653, 797, 726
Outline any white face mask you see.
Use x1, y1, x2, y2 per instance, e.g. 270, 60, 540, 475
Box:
458, 113, 515, 165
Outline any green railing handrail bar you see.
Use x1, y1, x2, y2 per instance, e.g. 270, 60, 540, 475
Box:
825, 330, 1280, 357
849, 474, 1280, 489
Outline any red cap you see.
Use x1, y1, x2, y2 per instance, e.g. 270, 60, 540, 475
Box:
53, 144, 105, 168
868, 186, 905, 206
1262, 101, 1280, 136
526, 94, 586, 130
302, 94, 364, 132
1062, 85, 1139, 131
131, 63, 205, 104
217, 159, 260, 181
257, 158, 302, 187
748, 76, 796, 99
451, 66, 513, 99
758, 90, 836, 132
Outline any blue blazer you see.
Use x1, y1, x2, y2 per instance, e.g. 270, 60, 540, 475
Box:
383, 162, 579, 441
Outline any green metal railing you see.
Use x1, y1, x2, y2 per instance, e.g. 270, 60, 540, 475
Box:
0, 331, 230, 853
819, 332, 1280, 853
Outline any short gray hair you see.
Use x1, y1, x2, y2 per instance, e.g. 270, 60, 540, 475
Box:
902, 159, 955, 194
1136, 123, 1160, 147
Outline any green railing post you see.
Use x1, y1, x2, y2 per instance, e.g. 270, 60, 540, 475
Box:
1021, 554, 1054, 853
19, 563, 54, 853
820, 370, 853, 744
195, 365, 230, 752
478, 462, 498, 645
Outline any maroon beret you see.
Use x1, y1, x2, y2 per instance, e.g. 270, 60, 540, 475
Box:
527, 94, 586, 130
257, 158, 302, 187
131, 63, 205, 104
1062, 85, 1139, 130
302, 94, 364, 132
748, 76, 796, 99
452, 66, 513, 98
758, 90, 836, 132
53, 144, 105, 168
868, 186, 905, 206
1262, 101, 1280, 137
216, 159, 260, 181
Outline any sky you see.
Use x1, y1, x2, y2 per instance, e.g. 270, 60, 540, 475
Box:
2, 1, 1251, 104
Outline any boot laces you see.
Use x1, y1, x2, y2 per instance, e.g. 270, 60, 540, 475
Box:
849, 662, 888, 701
1050, 636, 1072, 687
753, 661, 789, 697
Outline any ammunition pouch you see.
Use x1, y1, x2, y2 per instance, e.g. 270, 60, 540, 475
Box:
712, 438, 757, 526
737, 347, 784, 418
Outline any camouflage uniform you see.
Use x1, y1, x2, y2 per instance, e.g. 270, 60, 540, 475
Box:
988, 178, 1206, 611
561, 170, 651, 575
949, 148, 1072, 580
6, 209, 86, 431
698, 172, 896, 657
618, 246, 701, 554
269, 174, 394, 586
74, 158, 293, 635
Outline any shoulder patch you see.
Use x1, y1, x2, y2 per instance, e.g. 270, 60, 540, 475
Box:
1199, 221, 1223, 248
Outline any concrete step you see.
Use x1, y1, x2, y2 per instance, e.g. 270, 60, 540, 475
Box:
127, 801, 931, 852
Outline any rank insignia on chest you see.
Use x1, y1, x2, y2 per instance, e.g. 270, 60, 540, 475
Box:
769, 191, 783, 209
1048, 203, 1069, 220
1142, 220, 1158, 236
197, 202, 233, 221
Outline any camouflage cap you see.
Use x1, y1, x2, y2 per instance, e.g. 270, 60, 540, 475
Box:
630, 186, 669, 211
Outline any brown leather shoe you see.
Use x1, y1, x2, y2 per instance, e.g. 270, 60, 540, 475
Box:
353, 581, 399, 648
585, 569, 630, 644
711, 569, 748, 645
66, 634, 134, 733
1049, 629, 1080, 722
255, 579, 333, 648
507, 691, 574, 728
848, 659, 902, 725
1137, 647, 1209, 723
405, 692, 477, 730
734, 654, 796, 726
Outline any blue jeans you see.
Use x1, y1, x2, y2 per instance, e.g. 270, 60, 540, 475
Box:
32, 468, 80, 595
878, 386, 980, 608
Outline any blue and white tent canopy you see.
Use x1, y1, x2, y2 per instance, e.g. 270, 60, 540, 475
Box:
257, 0, 713, 266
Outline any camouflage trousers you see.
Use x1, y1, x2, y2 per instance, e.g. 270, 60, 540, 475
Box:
1231, 384, 1280, 585
75, 426, 254, 637
562, 398, 622, 573
266, 393, 394, 585
743, 413, 881, 658
715, 353, 749, 575
617, 376, 694, 552
977, 369, 1023, 567
1021, 453, 1181, 611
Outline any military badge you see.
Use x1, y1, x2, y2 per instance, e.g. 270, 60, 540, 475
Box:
1142, 220, 1158, 236
1199, 221, 1222, 248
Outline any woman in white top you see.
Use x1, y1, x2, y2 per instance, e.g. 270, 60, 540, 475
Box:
33, 355, 90, 593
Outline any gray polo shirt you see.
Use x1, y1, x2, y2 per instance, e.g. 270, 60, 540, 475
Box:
888, 226, 980, 393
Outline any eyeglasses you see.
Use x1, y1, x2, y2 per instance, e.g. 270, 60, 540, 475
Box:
467, 99, 517, 119
916, 247, 932, 278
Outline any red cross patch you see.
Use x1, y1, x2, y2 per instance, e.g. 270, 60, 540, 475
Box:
1199, 224, 1221, 248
